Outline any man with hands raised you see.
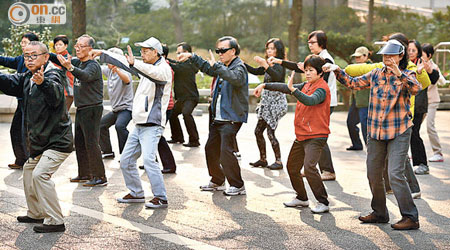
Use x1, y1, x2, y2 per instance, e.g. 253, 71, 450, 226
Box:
90, 37, 172, 208
0, 41, 73, 233
178, 36, 249, 196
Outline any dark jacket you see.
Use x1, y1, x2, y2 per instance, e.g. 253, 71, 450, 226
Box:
49, 54, 103, 109
167, 58, 199, 102
0, 63, 73, 157
190, 54, 248, 123
0, 55, 27, 73
245, 63, 285, 83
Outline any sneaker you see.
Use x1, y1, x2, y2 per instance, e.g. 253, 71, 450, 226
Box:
145, 197, 168, 209
321, 171, 336, 181
283, 198, 309, 207
311, 203, 329, 213
249, 159, 268, 168
391, 216, 419, 230
167, 139, 184, 144
411, 192, 421, 199
200, 181, 226, 191
233, 152, 242, 160
17, 216, 44, 223
83, 177, 108, 187
102, 152, 115, 159
223, 186, 246, 196
117, 193, 145, 203
33, 224, 65, 233
268, 162, 283, 170
429, 154, 444, 162
69, 176, 90, 183
414, 164, 429, 175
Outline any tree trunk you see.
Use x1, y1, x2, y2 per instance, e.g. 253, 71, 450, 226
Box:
288, 0, 302, 62
366, 0, 374, 43
169, 0, 184, 43
72, 0, 86, 45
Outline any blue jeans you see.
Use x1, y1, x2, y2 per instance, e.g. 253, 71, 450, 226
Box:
120, 125, 167, 200
366, 127, 418, 222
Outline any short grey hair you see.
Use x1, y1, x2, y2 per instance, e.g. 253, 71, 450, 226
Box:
78, 34, 95, 48
28, 41, 48, 54
107, 47, 124, 56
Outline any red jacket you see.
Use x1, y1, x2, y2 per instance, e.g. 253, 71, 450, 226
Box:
294, 78, 331, 141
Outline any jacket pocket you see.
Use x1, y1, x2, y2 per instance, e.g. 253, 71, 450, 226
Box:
145, 96, 148, 112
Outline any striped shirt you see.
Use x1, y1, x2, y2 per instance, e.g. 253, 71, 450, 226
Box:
335, 67, 421, 140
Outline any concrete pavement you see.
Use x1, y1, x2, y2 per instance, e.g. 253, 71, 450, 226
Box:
0, 111, 449, 249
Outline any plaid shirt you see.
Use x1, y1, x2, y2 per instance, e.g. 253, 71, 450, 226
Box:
336, 67, 421, 140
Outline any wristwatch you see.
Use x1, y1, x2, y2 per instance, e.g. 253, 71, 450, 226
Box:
68, 65, 74, 72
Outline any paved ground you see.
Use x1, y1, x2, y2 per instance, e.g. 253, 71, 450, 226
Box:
0, 110, 449, 249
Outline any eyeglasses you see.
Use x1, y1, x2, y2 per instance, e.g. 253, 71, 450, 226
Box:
23, 52, 47, 60
215, 47, 232, 54
74, 44, 90, 49
307, 40, 318, 45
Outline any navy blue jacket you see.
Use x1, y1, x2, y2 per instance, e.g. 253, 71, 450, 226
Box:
0, 55, 27, 73
190, 55, 248, 123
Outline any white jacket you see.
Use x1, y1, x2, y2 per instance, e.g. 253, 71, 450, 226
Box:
319, 49, 337, 107
100, 51, 172, 126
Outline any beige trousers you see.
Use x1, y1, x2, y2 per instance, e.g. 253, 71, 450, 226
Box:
427, 102, 442, 155
23, 149, 70, 225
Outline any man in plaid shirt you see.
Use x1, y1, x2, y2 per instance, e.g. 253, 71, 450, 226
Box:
324, 40, 421, 230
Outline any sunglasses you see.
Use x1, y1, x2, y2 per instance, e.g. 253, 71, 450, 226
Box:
215, 47, 232, 54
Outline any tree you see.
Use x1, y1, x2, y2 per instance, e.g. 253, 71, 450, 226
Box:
170, 0, 184, 43
288, 0, 302, 61
366, 0, 374, 42
72, 0, 86, 44
2, 25, 53, 57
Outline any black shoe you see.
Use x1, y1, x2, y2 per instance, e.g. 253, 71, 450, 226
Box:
17, 216, 44, 223
249, 160, 268, 168
33, 224, 65, 233
102, 152, 115, 159
83, 177, 108, 187
139, 165, 144, 170
268, 162, 283, 170
346, 146, 363, 151
161, 169, 176, 174
183, 142, 200, 147
167, 139, 184, 144
70, 176, 91, 183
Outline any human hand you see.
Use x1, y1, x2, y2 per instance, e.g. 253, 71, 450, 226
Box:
387, 58, 402, 77
287, 71, 296, 92
89, 49, 102, 59
208, 49, 216, 66
31, 65, 44, 85
125, 45, 135, 65
57, 54, 72, 70
253, 84, 265, 97
423, 59, 433, 73
267, 56, 282, 65
297, 62, 304, 72
177, 52, 192, 62
322, 63, 340, 72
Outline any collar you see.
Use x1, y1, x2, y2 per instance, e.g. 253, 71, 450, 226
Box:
59, 50, 69, 56
227, 57, 239, 67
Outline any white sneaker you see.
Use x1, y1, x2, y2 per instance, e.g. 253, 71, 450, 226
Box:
412, 192, 421, 199
200, 181, 226, 191
429, 154, 444, 162
311, 203, 329, 213
144, 197, 168, 209
283, 198, 309, 207
117, 193, 145, 203
223, 186, 246, 196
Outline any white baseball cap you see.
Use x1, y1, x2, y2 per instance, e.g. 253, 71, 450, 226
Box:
135, 37, 163, 55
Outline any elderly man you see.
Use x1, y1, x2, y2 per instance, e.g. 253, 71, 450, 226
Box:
178, 36, 249, 196
0, 41, 73, 233
90, 37, 172, 208
53, 34, 107, 187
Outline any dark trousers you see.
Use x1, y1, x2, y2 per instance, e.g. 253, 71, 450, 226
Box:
318, 107, 335, 173
158, 109, 176, 171
410, 112, 427, 166
367, 128, 418, 222
347, 98, 368, 147
383, 156, 420, 193
205, 121, 244, 188
10, 99, 28, 166
75, 106, 105, 178
99, 110, 132, 154
287, 139, 329, 205
169, 99, 199, 143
